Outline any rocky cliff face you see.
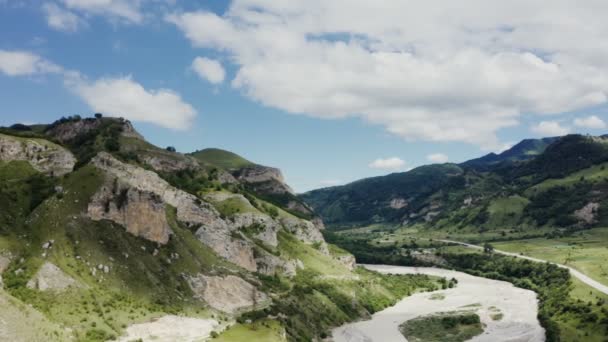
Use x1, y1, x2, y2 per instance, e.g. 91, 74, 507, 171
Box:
45, 117, 142, 143
232, 165, 294, 194
188, 274, 268, 314
88, 178, 172, 244
0, 134, 76, 176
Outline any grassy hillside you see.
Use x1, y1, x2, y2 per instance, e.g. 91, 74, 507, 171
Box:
0, 116, 442, 341
190, 148, 254, 169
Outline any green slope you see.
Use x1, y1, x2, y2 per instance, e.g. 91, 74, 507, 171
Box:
190, 148, 254, 169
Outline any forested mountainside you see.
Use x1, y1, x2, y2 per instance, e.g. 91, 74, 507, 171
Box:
0, 115, 439, 342
302, 134, 608, 233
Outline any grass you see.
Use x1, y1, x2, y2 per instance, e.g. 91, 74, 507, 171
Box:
1, 164, 242, 341
399, 311, 483, 342
210, 195, 258, 218
486, 195, 529, 228
527, 162, 608, 195
215, 319, 286, 342
493, 227, 608, 287
190, 148, 254, 170
278, 231, 351, 277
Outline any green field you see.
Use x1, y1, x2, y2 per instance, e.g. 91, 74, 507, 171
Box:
215, 319, 286, 342
494, 228, 608, 287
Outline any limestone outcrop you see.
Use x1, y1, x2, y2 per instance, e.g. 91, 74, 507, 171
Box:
0, 134, 76, 176
90, 153, 264, 270
91, 153, 226, 230
26, 262, 80, 292
280, 216, 329, 254
574, 202, 599, 224
255, 253, 298, 277
45, 117, 142, 143
88, 178, 172, 244
187, 274, 268, 314
231, 212, 281, 247
140, 153, 200, 173
195, 228, 257, 272
335, 255, 356, 271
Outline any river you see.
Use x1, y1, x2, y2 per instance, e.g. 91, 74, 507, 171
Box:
332, 265, 545, 342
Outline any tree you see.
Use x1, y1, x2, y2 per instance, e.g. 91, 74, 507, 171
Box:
94, 113, 103, 119
166, 146, 176, 152
483, 242, 494, 254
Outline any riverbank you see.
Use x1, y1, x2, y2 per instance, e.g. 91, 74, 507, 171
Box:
332, 265, 545, 342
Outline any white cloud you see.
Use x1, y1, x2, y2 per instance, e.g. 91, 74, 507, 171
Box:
427, 153, 449, 163
531, 121, 569, 136
43, 2, 84, 32
191, 57, 225, 84
573, 115, 606, 129
71, 76, 196, 130
368, 157, 405, 170
168, 2, 608, 149
0, 50, 62, 76
61, 0, 143, 24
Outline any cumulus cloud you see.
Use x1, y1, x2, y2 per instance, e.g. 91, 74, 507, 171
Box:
191, 57, 225, 84
368, 157, 405, 170
573, 115, 606, 129
70, 76, 196, 130
168, 1, 608, 149
531, 121, 570, 136
427, 153, 449, 163
0, 50, 62, 76
43, 2, 84, 32
61, 0, 143, 24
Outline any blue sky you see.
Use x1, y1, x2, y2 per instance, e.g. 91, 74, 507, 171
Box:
1, 1, 608, 192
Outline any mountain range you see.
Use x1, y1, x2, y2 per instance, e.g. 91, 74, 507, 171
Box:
302, 134, 608, 234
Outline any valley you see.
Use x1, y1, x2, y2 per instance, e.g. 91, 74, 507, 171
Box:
306, 134, 608, 341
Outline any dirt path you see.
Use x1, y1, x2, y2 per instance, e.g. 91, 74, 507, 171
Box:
332, 265, 545, 342
438, 239, 608, 296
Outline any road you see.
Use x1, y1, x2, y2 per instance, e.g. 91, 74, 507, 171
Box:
438, 239, 608, 296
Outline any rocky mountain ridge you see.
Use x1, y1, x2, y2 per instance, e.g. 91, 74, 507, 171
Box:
0, 115, 433, 342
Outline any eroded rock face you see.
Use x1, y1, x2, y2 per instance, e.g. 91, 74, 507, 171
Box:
91, 153, 226, 230
46, 118, 142, 143
232, 165, 295, 195
26, 262, 80, 292
574, 202, 599, 224
389, 198, 408, 209
255, 253, 297, 277
187, 274, 268, 314
234, 165, 286, 185
91, 153, 263, 270
88, 178, 172, 244
231, 212, 280, 247
45, 118, 102, 143
280, 216, 329, 254
335, 255, 356, 271
141, 154, 200, 173
0, 134, 76, 176
195, 228, 257, 272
